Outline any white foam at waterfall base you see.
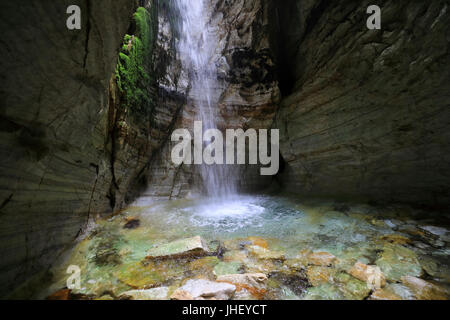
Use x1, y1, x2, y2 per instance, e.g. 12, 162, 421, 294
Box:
185, 196, 266, 231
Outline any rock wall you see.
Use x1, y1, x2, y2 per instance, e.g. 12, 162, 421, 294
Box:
144, 0, 281, 198
0, 0, 150, 297
272, 0, 450, 207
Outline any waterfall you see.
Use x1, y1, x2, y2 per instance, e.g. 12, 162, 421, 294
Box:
175, 0, 237, 198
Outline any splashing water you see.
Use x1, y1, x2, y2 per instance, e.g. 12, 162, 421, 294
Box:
175, 0, 237, 198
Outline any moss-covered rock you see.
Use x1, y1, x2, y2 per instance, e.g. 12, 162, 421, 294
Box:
115, 7, 156, 119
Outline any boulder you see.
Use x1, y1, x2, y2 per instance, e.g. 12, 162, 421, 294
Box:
348, 262, 386, 288
171, 279, 236, 300
306, 266, 335, 287
375, 244, 423, 281
123, 218, 141, 230
217, 273, 268, 299
334, 273, 372, 300
401, 276, 448, 300
47, 289, 71, 300
308, 252, 336, 266
213, 262, 244, 276
380, 234, 412, 245
146, 236, 210, 259
217, 273, 268, 290
369, 288, 402, 300
170, 290, 194, 300
115, 260, 183, 289
120, 287, 169, 300
247, 245, 285, 261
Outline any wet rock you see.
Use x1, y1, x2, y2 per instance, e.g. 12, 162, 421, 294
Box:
306, 266, 335, 287
218, 273, 268, 299
119, 287, 169, 300
247, 237, 269, 249
401, 276, 448, 300
384, 220, 398, 229
115, 260, 183, 289
223, 250, 248, 262
90, 231, 123, 266
419, 256, 450, 282
187, 256, 220, 279
413, 241, 431, 250
244, 258, 279, 275
398, 225, 428, 238
47, 289, 71, 300
123, 218, 141, 230
233, 288, 256, 300
96, 295, 115, 300
269, 271, 310, 297
375, 244, 423, 282
146, 236, 210, 260
379, 234, 412, 245
334, 273, 371, 300
171, 279, 236, 300
348, 262, 386, 288
283, 258, 307, 272
302, 283, 344, 300
247, 245, 285, 261
213, 262, 244, 276
308, 252, 337, 267
420, 226, 449, 240
170, 290, 194, 300
384, 283, 415, 300
217, 273, 268, 291
369, 288, 402, 300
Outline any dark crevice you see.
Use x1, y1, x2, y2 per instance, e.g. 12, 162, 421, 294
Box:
0, 193, 13, 212
83, 0, 92, 68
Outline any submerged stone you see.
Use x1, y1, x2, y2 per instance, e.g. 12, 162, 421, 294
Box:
115, 260, 183, 289
334, 272, 371, 300
379, 234, 412, 245
348, 262, 386, 288
302, 283, 344, 300
146, 236, 210, 259
306, 266, 336, 287
171, 279, 236, 300
369, 288, 402, 300
308, 252, 337, 267
217, 273, 267, 290
375, 244, 423, 282
123, 218, 141, 230
269, 271, 310, 297
401, 276, 448, 300
217, 273, 268, 299
47, 289, 71, 300
115, 262, 166, 289
213, 261, 244, 276
247, 245, 285, 261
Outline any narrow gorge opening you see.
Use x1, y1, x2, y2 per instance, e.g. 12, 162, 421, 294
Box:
0, 0, 449, 301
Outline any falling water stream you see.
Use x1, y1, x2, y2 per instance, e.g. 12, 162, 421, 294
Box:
176, 0, 237, 198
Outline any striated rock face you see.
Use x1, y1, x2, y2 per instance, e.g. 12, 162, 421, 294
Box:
144, 0, 281, 198
0, 1, 141, 297
272, 0, 450, 206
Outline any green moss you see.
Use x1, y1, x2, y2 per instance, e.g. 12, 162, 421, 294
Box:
115, 7, 156, 119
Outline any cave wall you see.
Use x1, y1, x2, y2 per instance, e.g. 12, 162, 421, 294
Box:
271, 0, 450, 206
0, 0, 155, 297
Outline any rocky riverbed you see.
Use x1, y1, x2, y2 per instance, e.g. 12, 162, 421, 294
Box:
30, 194, 450, 300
